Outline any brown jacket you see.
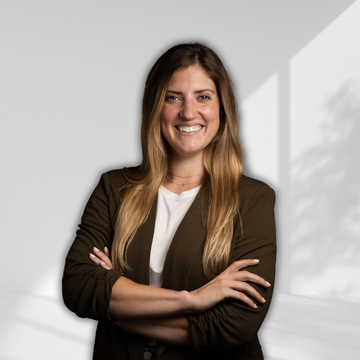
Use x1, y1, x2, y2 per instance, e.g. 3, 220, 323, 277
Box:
62, 169, 276, 359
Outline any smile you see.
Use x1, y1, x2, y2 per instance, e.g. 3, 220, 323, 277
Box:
176, 125, 202, 133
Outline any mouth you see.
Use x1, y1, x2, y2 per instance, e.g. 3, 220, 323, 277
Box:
176, 125, 203, 133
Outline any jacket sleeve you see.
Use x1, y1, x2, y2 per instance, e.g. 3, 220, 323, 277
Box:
62, 172, 124, 321
187, 184, 276, 352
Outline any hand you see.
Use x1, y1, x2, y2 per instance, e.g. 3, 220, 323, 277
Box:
187, 259, 270, 311
89, 246, 113, 270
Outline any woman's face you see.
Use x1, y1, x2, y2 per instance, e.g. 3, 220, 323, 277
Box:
160, 65, 220, 161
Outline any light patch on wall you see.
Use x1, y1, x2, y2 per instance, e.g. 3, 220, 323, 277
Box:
288, 1, 360, 298
290, 0, 360, 162
242, 73, 279, 188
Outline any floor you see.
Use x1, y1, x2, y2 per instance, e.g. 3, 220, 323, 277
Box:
0, 293, 359, 359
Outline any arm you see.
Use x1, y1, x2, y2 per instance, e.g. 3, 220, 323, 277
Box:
187, 184, 276, 351
90, 248, 192, 345
116, 316, 192, 346
112, 259, 270, 346
91, 247, 270, 346
62, 172, 124, 321
108, 259, 267, 320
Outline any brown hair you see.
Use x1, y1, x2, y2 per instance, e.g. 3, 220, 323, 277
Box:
112, 43, 243, 276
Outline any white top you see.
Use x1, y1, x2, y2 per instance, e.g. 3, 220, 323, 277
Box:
149, 185, 201, 288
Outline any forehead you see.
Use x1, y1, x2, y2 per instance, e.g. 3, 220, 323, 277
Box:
167, 65, 216, 90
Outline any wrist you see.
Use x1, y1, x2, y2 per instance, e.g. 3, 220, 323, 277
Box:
179, 290, 193, 314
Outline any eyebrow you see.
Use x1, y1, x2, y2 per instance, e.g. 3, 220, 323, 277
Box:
166, 89, 216, 94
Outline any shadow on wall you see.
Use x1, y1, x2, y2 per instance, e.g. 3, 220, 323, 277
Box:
290, 81, 360, 297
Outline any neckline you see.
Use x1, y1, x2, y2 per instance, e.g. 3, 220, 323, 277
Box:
160, 184, 201, 199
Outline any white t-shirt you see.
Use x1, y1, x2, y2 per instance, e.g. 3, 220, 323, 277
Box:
149, 185, 201, 288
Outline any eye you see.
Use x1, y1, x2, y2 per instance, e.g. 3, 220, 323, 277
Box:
166, 95, 178, 101
199, 95, 210, 100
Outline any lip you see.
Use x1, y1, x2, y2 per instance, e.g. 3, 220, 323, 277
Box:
175, 124, 204, 135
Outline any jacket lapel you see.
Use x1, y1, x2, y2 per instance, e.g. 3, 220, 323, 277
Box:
126, 194, 158, 285
162, 190, 207, 291
126, 195, 158, 359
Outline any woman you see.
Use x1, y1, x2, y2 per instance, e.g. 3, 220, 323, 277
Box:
62, 43, 276, 360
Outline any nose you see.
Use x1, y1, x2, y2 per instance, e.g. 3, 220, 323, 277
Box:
179, 99, 197, 120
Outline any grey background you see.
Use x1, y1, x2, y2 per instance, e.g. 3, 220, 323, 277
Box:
1, 1, 359, 359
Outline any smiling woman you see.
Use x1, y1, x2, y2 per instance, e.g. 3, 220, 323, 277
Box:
62, 43, 276, 360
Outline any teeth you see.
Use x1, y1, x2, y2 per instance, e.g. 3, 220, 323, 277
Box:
177, 125, 201, 133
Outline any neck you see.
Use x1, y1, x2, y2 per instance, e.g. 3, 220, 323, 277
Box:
163, 154, 205, 194
168, 156, 205, 178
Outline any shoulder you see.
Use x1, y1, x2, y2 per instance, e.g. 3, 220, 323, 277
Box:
102, 168, 127, 189
100, 166, 140, 193
90, 167, 140, 211
238, 175, 276, 216
89, 167, 139, 222
239, 174, 275, 194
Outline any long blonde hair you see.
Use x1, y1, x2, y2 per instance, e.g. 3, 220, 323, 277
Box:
112, 43, 243, 276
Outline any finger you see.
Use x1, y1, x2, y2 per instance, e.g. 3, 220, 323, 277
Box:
215, 283, 259, 309
93, 247, 112, 268
99, 260, 112, 270
234, 271, 271, 288
230, 289, 259, 309
229, 280, 266, 304
212, 276, 266, 305
104, 246, 110, 257
89, 253, 112, 270
223, 259, 260, 274
89, 253, 101, 266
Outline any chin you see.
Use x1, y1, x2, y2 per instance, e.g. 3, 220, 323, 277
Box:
177, 148, 203, 158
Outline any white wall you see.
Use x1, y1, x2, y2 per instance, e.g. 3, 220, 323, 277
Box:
242, 1, 360, 299
288, 4, 360, 298
1, 1, 359, 359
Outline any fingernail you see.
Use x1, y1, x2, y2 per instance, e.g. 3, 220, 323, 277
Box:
253, 259, 260, 262
253, 303, 258, 309
93, 247, 99, 252
89, 253, 95, 258
262, 297, 266, 303
266, 281, 271, 286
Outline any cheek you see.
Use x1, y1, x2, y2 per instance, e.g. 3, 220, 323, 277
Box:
208, 116, 220, 141
212, 120, 220, 138
160, 108, 167, 127
205, 103, 220, 120
160, 114, 172, 143
208, 109, 220, 130
160, 108, 172, 127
